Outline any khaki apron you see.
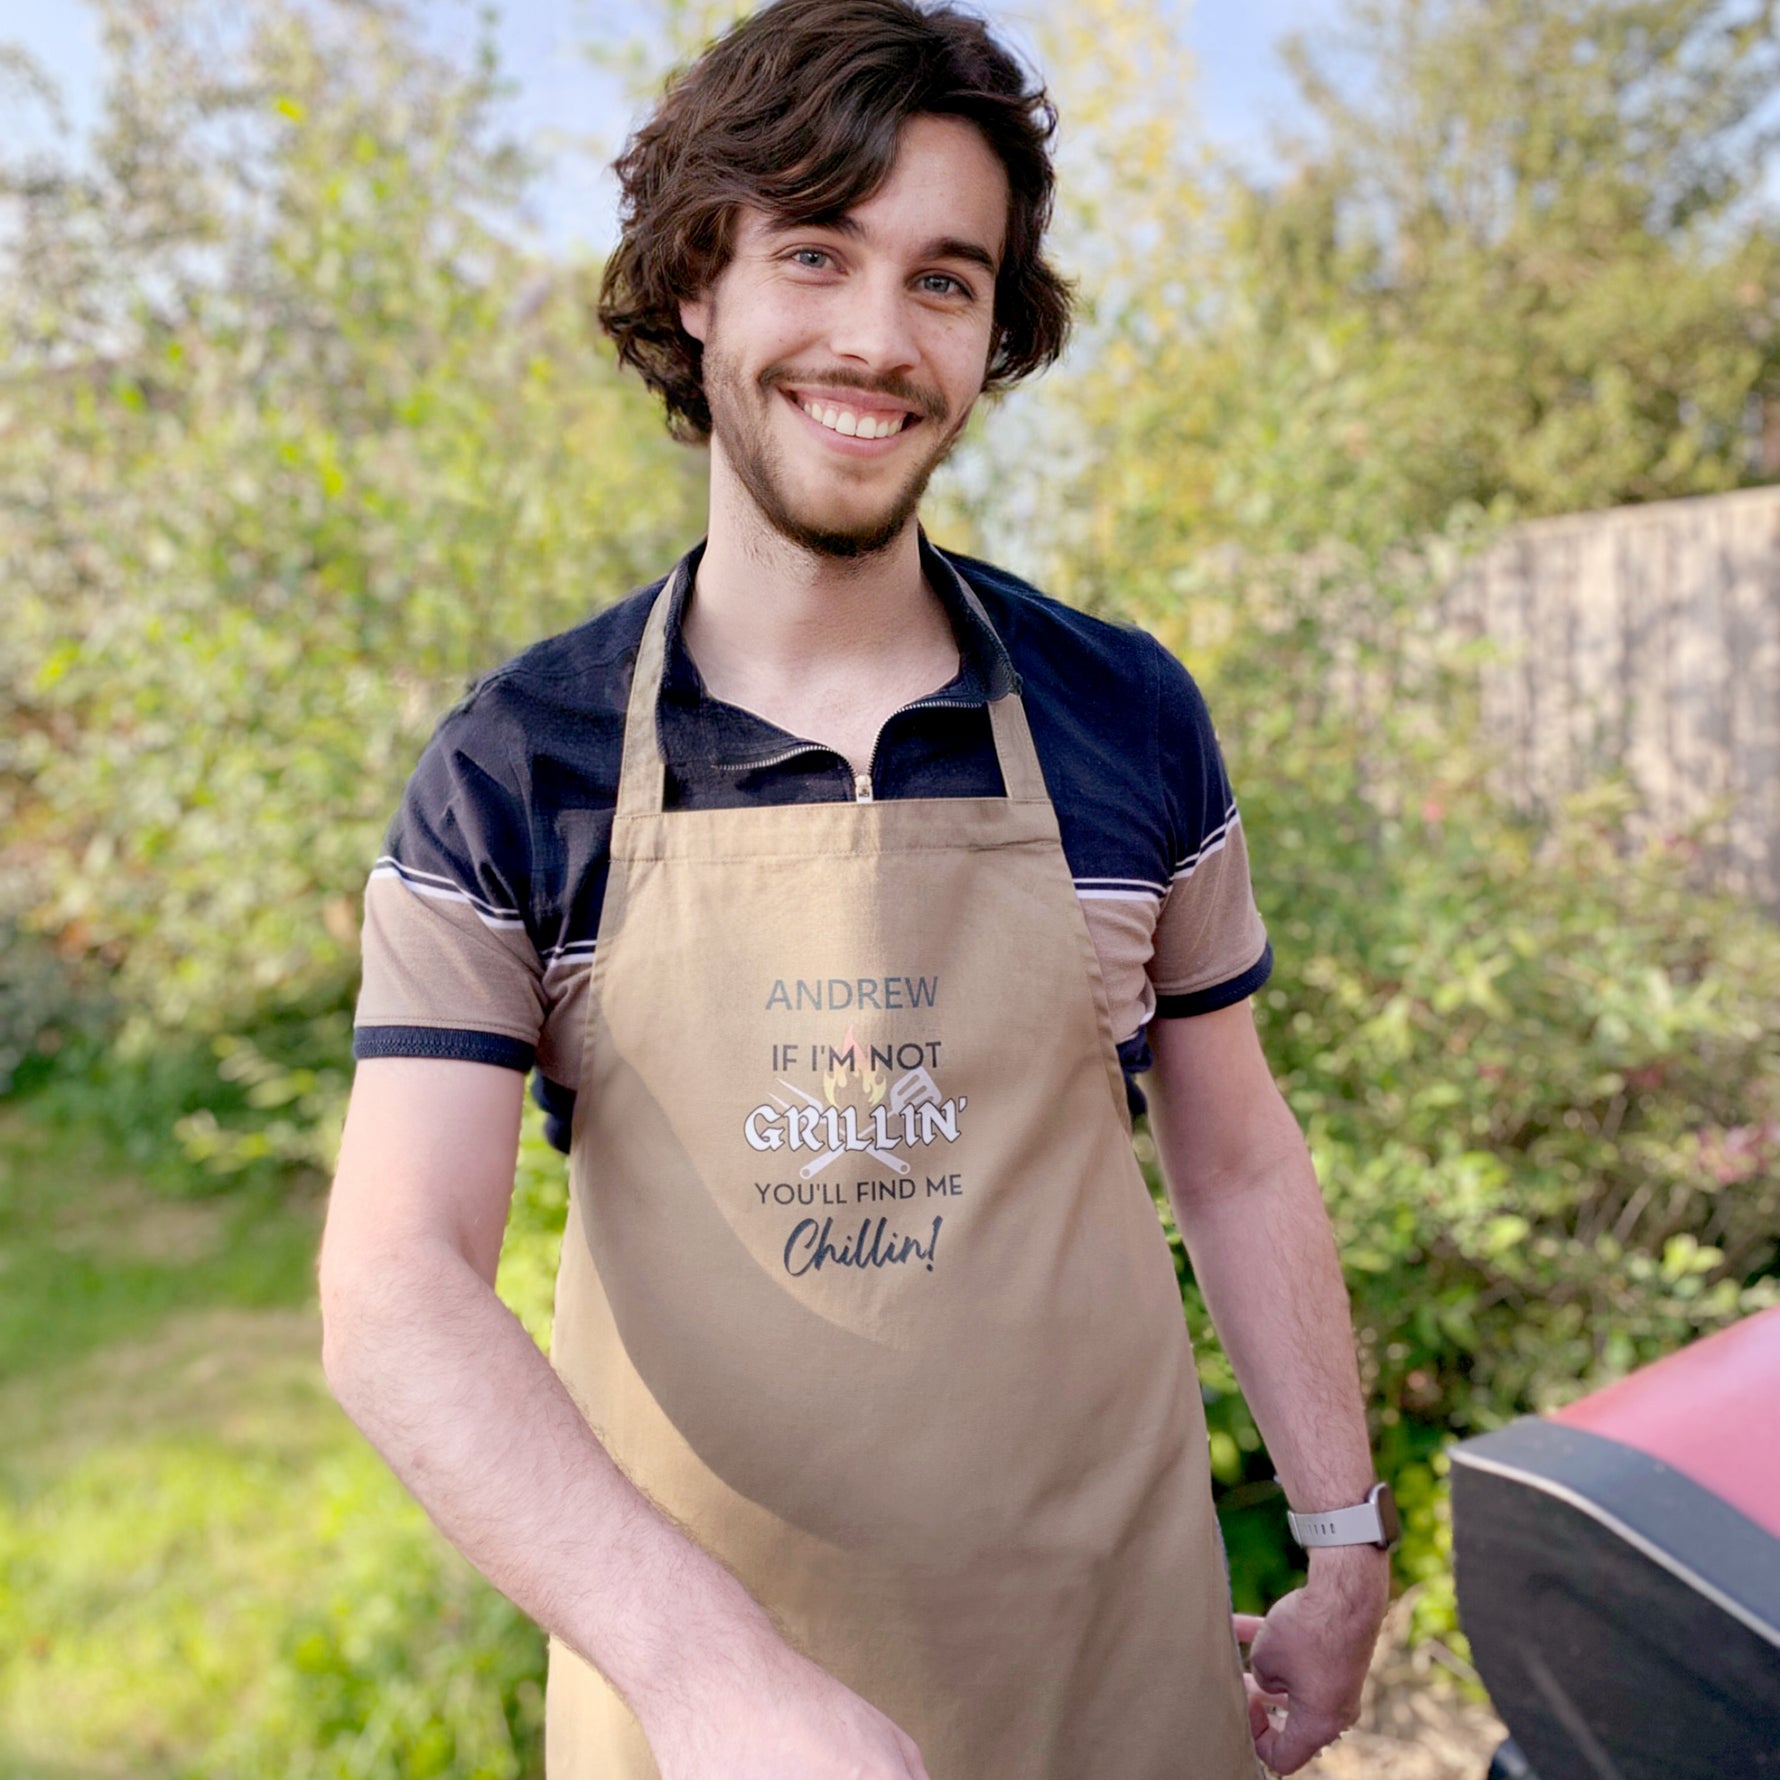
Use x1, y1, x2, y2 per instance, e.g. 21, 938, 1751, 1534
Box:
546, 583, 1258, 1778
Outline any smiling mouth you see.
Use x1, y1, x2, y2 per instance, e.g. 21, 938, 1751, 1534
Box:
782, 388, 921, 442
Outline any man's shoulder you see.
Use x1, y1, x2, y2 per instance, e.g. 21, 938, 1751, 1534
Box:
941, 548, 1174, 697
417, 577, 665, 769
940, 547, 1228, 817
472, 576, 666, 711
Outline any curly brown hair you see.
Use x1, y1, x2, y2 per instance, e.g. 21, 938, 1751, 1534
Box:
598, 0, 1074, 441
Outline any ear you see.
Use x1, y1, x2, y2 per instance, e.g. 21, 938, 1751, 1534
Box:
680, 295, 710, 344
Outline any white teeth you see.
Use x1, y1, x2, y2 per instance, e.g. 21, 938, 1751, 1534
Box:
797, 399, 908, 440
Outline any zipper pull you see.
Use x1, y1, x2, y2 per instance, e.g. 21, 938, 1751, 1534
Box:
853, 772, 874, 804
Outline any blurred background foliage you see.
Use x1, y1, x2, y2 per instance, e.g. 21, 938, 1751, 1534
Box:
3, 0, 1778, 1773
0, 0, 703, 1156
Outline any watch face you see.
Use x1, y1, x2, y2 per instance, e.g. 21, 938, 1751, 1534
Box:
1374, 1482, 1402, 1547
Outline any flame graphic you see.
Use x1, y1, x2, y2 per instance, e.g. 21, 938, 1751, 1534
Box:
823, 1025, 887, 1107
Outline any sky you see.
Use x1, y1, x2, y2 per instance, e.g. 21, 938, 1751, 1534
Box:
3, 0, 1343, 254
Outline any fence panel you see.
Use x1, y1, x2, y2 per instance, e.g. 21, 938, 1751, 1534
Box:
1445, 488, 1780, 910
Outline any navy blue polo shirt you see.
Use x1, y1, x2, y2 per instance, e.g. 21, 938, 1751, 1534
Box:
355, 535, 1271, 1151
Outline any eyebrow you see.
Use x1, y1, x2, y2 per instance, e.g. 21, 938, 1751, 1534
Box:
766, 212, 1001, 278
919, 235, 1000, 278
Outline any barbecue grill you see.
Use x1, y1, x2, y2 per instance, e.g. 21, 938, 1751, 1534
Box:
1450, 1305, 1780, 1779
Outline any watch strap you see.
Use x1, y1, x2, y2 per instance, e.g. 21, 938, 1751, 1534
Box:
1286, 1481, 1398, 1549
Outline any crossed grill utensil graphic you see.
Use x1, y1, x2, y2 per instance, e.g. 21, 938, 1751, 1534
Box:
767, 1066, 945, 1180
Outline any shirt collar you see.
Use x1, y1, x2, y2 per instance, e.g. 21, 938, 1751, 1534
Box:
655, 530, 1017, 712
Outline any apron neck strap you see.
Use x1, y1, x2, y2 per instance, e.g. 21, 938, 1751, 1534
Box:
614, 570, 1053, 818
986, 681, 1050, 804
615, 577, 676, 819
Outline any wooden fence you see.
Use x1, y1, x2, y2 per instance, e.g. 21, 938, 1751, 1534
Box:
1442, 486, 1780, 912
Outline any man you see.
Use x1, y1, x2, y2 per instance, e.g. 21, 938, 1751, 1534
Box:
320, 2, 1391, 1775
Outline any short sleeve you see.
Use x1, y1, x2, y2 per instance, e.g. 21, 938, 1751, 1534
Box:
353, 696, 547, 1071
1147, 644, 1272, 1017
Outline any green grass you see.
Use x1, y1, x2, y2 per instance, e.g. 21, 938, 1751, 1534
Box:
0, 1108, 552, 1780
0, 1119, 321, 1400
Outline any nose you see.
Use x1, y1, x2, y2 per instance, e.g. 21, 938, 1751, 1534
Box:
826, 268, 920, 376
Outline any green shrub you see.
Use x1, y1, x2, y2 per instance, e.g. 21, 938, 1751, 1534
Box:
253, 1533, 545, 1780
1143, 545, 1780, 1636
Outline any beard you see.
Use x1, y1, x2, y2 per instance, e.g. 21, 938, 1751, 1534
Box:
699, 338, 963, 560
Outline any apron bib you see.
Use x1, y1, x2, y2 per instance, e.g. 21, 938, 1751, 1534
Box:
545, 585, 1258, 1778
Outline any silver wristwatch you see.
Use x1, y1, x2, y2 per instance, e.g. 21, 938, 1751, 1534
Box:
1286, 1481, 1400, 1550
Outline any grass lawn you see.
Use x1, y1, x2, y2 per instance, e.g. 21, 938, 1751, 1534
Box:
0, 1101, 1502, 1779
0, 1108, 549, 1780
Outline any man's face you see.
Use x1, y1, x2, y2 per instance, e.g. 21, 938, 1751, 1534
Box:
680, 114, 1009, 559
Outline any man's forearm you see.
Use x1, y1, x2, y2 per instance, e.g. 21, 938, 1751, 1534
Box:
320, 1239, 781, 1722
1167, 1132, 1375, 1515
1159, 1114, 1388, 1603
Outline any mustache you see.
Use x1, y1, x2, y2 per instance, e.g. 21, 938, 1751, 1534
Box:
759, 363, 948, 425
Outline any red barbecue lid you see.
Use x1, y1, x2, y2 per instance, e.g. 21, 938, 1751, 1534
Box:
1551, 1304, 1780, 1540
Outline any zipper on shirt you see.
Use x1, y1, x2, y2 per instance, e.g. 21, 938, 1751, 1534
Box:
714, 741, 835, 777
714, 689, 986, 798
863, 692, 986, 792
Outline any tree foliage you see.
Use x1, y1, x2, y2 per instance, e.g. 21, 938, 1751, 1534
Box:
1016, 0, 1780, 567
1249, 0, 1780, 530
0, 0, 703, 1154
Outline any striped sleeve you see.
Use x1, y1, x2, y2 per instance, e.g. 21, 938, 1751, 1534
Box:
1146, 643, 1272, 1017
353, 696, 547, 1070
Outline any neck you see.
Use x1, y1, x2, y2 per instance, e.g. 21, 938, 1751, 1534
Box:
687, 438, 943, 677
678, 439, 964, 775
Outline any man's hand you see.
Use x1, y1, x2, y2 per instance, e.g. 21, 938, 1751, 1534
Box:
1233, 1551, 1387, 1775
642, 1635, 931, 1780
